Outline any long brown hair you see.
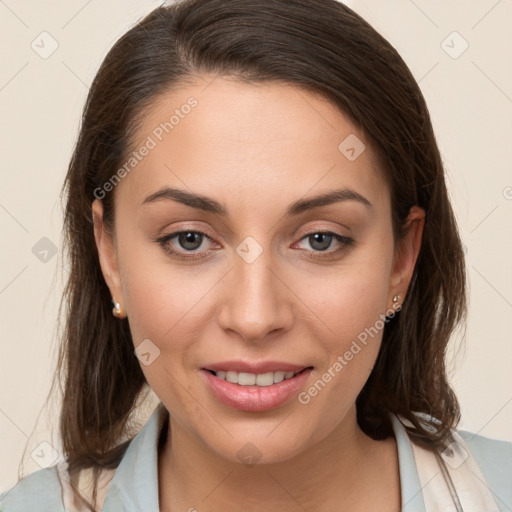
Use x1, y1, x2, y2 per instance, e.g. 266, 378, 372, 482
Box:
54, 0, 466, 508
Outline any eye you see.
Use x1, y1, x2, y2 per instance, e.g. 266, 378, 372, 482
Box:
294, 231, 354, 256
155, 229, 354, 261
156, 230, 215, 260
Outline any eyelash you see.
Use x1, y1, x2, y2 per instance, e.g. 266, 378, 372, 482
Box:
155, 229, 355, 261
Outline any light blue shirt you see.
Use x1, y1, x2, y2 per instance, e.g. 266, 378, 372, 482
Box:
1, 403, 511, 511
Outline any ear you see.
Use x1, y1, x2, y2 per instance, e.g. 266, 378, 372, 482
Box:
92, 199, 124, 306
388, 205, 425, 304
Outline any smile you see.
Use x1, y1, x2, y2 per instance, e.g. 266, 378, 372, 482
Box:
206, 369, 301, 387
201, 366, 314, 412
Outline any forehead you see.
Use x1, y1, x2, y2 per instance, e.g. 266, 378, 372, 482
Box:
116, 76, 389, 212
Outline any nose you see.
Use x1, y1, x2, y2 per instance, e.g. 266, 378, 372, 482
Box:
217, 247, 294, 343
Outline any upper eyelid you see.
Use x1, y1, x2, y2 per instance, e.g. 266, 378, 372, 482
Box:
299, 227, 349, 238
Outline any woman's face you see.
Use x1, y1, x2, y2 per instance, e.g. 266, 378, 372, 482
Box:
93, 76, 423, 464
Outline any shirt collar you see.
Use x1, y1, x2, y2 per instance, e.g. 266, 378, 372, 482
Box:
102, 402, 168, 512
391, 414, 427, 512
101, 403, 426, 511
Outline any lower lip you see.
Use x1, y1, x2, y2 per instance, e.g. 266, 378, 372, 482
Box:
200, 368, 313, 412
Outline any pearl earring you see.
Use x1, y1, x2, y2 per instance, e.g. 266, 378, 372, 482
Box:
392, 294, 402, 310
112, 299, 126, 319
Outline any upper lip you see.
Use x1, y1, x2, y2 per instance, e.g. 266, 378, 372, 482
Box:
203, 360, 311, 374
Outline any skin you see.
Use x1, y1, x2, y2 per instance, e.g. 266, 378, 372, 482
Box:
93, 76, 424, 511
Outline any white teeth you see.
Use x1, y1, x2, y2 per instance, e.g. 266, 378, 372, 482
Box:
273, 371, 285, 383
226, 371, 238, 384
212, 369, 301, 386
256, 372, 274, 386
238, 372, 256, 385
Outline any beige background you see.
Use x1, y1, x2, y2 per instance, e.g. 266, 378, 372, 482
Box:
1, 0, 511, 492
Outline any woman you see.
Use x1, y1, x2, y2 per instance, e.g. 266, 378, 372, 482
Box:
1, 0, 510, 510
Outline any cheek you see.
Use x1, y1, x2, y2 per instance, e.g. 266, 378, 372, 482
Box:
116, 224, 213, 339
114, 234, 213, 399
118, 246, 218, 415
295, 238, 393, 344
290, 244, 393, 431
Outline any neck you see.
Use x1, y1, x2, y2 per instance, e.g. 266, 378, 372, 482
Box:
158, 406, 400, 512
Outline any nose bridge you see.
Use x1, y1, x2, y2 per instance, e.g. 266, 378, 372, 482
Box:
218, 238, 292, 341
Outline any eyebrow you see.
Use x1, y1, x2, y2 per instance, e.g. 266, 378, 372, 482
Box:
142, 187, 372, 216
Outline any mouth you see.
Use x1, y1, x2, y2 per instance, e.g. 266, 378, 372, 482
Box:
203, 367, 312, 387
200, 365, 314, 412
